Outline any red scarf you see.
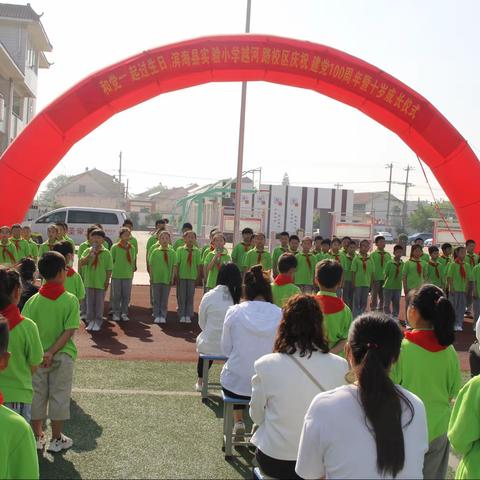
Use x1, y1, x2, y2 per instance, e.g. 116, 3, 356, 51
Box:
361, 255, 368, 272
66, 266, 75, 277
161, 249, 169, 264
243, 243, 250, 252
333, 253, 340, 263
429, 261, 440, 279
394, 261, 402, 278
456, 258, 466, 280
0, 391, 3, 405
411, 259, 422, 276
0, 244, 15, 264
378, 251, 385, 267
257, 250, 263, 264
304, 253, 312, 270
404, 330, 446, 352
316, 294, 346, 315
39, 282, 65, 300
187, 248, 193, 267
468, 254, 475, 267
12, 238, 21, 251
92, 248, 104, 268
0, 303, 24, 330
118, 242, 132, 264
274, 273, 293, 286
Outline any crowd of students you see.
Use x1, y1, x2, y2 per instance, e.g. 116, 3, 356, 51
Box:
0, 218, 480, 479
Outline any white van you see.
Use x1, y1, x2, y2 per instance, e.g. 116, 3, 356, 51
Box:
31, 207, 127, 246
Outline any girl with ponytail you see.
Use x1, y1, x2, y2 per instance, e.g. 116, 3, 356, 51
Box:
296, 313, 428, 479
391, 284, 462, 479
0, 266, 43, 421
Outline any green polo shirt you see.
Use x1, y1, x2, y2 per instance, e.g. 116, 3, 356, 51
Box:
146, 234, 160, 255
26, 239, 39, 260
204, 250, 231, 289
38, 241, 57, 258
383, 260, 404, 290
22, 290, 80, 361
370, 249, 392, 282
81, 246, 113, 290
315, 252, 328, 263
325, 251, 347, 270
342, 254, 356, 282
64, 270, 86, 301
244, 248, 272, 271
201, 244, 213, 262
438, 255, 452, 268
351, 255, 374, 287
0, 316, 43, 404
425, 260, 445, 288
272, 246, 289, 272
391, 336, 461, 441
173, 238, 185, 251
446, 261, 471, 293
0, 403, 39, 480
294, 253, 316, 286
148, 247, 175, 285
176, 245, 201, 280
10, 238, 30, 261
403, 259, 426, 290
111, 242, 137, 280
62, 235, 76, 251
0, 241, 17, 266
231, 242, 253, 270
421, 252, 430, 264
472, 264, 480, 297
466, 252, 479, 270
271, 282, 301, 308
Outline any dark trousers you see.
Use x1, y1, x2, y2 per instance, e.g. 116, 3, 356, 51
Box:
255, 449, 302, 480
470, 342, 480, 377
222, 387, 250, 410
196, 358, 213, 378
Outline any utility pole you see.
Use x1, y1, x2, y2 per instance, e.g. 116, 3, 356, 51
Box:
385, 163, 393, 225
334, 183, 343, 190
118, 151, 122, 184
233, 0, 252, 244
402, 165, 413, 230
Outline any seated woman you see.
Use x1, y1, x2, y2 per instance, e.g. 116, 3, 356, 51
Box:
220, 265, 282, 437
296, 313, 429, 480
250, 294, 348, 480
195, 263, 242, 392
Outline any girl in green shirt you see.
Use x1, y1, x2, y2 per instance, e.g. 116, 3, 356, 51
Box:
204, 232, 231, 291
447, 246, 470, 332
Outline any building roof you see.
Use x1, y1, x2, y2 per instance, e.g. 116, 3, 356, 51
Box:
354, 191, 402, 204
57, 168, 125, 196
0, 3, 39, 20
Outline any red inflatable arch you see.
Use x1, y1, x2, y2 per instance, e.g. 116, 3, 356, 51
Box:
0, 34, 478, 239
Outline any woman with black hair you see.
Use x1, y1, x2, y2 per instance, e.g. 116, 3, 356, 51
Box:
195, 263, 242, 392
391, 284, 462, 479
17, 258, 38, 311
296, 313, 428, 479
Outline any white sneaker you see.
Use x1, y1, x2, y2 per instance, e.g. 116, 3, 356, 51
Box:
159, 316, 166, 324
121, 314, 129, 322
184, 317, 191, 324
233, 421, 245, 438
195, 380, 203, 392
154, 316, 162, 324
47, 433, 73, 453
36, 435, 46, 451
85, 321, 94, 331
112, 314, 120, 322
179, 316, 186, 323
454, 326, 463, 332
91, 321, 102, 332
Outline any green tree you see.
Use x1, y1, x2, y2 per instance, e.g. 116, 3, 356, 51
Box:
407, 203, 436, 232
313, 210, 320, 230
38, 174, 71, 208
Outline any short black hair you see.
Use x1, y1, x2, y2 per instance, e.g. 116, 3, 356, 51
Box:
123, 218, 134, 227
17, 258, 36, 281
278, 253, 298, 273
331, 237, 341, 245
428, 246, 439, 255
341, 236, 351, 242
466, 239, 476, 246
314, 235, 323, 242
321, 238, 331, 246
38, 251, 66, 281
441, 243, 452, 251
182, 222, 193, 230
415, 237, 424, 243
316, 259, 343, 289
349, 239, 358, 246
11, 223, 21, 230
393, 244, 403, 253
0, 314, 8, 356
155, 219, 166, 227
53, 240, 74, 257
359, 239, 370, 248
289, 235, 300, 242
375, 235, 385, 243
241, 227, 254, 235
279, 231, 290, 237
90, 229, 106, 239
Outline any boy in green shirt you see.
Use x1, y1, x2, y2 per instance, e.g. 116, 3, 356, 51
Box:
370, 235, 392, 311
22, 251, 80, 453
10, 224, 30, 261
0, 318, 39, 479
38, 224, 59, 257
0, 226, 17, 267
122, 218, 139, 253
55, 222, 75, 252
447, 246, 470, 331
204, 232, 231, 291
383, 244, 404, 319
174, 231, 202, 324
326, 237, 347, 297
288, 234, 300, 256
272, 231, 290, 278
21, 225, 39, 262
426, 246, 444, 288
173, 222, 194, 251
351, 239, 374, 317
315, 259, 352, 356
316, 238, 331, 262
201, 228, 219, 263
271, 253, 301, 307
231, 227, 254, 272
110, 227, 137, 322
79, 229, 113, 332
438, 242, 453, 270
77, 225, 98, 321
312, 234, 323, 256
149, 231, 176, 324
342, 239, 357, 309
294, 236, 316, 293
413, 237, 430, 264
341, 236, 351, 255
53, 242, 86, 303
465, 239, 477, 316
244, 232, 272, 272
402, 244, 426, 296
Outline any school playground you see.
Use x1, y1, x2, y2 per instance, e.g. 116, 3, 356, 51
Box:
39, 286, 473, 479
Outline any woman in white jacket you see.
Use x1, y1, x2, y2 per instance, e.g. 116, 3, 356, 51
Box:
250, 294, 348, 479
221, 265, 282, 436
195, 263, 242, 391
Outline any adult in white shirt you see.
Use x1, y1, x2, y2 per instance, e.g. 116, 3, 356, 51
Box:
296, 313, 429, 480
250, 294, 348, 480
221, 265, 282, 436
195, 263, 242, 391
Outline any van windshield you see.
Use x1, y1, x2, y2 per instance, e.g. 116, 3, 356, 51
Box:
36, 210, 66, 224
67, 210, 119, 225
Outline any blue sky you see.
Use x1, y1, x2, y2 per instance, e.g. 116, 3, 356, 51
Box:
21, 0, 480, 201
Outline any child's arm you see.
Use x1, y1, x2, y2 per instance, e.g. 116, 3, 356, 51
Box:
196, 265, 202, 284
171, 265, 178, 285
42, 329, 76, 368
104, 270, 112, 291
402, 273, 408, 297
206, 254, 218, 274
79, 251, 92, 267
330, 339, 346, 355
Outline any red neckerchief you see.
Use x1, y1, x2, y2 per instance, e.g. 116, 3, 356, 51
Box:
316, 294, 346, 315
66, 266, 75, 277
361, 255, 368, 272
394, 261, 402, 278
274, 273, 293, 286
378, 250, 385, 267
161, 248, 169, 264
92, 248, 104, 268
456, 258, 466, 280
467, 254, 476, 267
331, 252, 340, 263
242, 242, 250, 252
404, 330, 447, 352
256, 250, 263, 264
303, 253, 312, 270
411, 259, 422, 276
39, 282, 65, 300
118, 242, 132, 264
0, 391, 3, 405
187, 248, 193, 267
0, 243, 15, 263
0, 303, 24, 330
429, 261, 440, 279
12, 238, 21, 251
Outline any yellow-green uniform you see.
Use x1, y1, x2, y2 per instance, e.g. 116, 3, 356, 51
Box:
244, 248, 272, 272
38, 241, 57, 258
0, 241, 17, 266
203, 249, 231, 289
26, 238, 39, 260
64, 268, 86, 301
271, 280, 301, 308
149, 247, 176, 285
425, 260, 445, 288
176, 246, 202, 281
325, 251, 347, 270
62, 235, 76, 252
403, 259, 426, 292
294, 252, 317, 287
231, 242, 253, 271
10, 237, 30, 261
111, 242, 137, 280
466, 252, 479, 270
272, 246, 290, 274
80, 246, 113, 289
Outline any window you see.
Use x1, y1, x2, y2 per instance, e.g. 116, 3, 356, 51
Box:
35, 210, 66, 224
67, 210, 119, 225
79, 185, 86, 193
12, 95, 22, 118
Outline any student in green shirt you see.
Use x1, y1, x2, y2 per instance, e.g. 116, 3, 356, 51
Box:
370, 235, 392, 311
448, 375, 480, 480
340, 236, 351, 255
438, 242, 453, 271
315, 259, 352, 356
38, 224, 59, 258
465, 239, 478, 315
146, 219, 167, 267
244, 232, 273, 272
0, 226, 17, 267
0, 318, 39, 480
0, 267, 43, 421
326, 238, 347, 297
316, 238, 331, 262
231, 227, 254, 272
391, 284, 461, 480
413, 237, 430, 264
77, 225, 98, 321
79, 229, 113, 332
425, 246, 444, 288
204, 232, 231, 291
201, 228, 219, 263
402, 244, 426, 299
288, 234, 300, 256
122, 218, 139, 254
311, 234, 323, 257
21, 225, 39, 262
351, 239, 374, 317
447, 246, 471, 332
55, 222, 75, 252
22, 251, 80, 454
110, 227, 137, 322
271, 253, 300, 307
342, 240, 357, 309
174, 231, 202, 324
52, 242, 86, 303
173, 222, 194, 251
10, 224, 30, 262
294, 236, 316, 294
272, 231, 290, 277
382, 244, 404, 319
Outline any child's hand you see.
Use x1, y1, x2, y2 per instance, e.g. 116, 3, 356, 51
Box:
104, 282, 109, 291
42, 351, 53, 368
